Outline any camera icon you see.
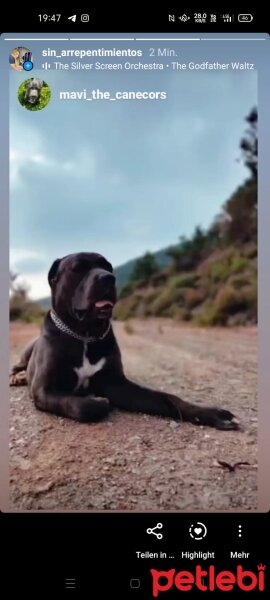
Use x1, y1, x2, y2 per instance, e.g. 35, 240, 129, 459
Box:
81, 14, 89, 22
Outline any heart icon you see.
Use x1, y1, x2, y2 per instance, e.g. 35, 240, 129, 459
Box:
189, 522, 207, 540
194, 527, 202, 535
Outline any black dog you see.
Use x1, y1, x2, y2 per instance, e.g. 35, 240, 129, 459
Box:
24, 78, 43, 105
10, 252, 239, 430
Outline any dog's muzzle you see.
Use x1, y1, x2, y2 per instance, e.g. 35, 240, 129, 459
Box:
72, 269, 116, 321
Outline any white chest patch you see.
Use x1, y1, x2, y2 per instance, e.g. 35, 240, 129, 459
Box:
74, 346, 106, 390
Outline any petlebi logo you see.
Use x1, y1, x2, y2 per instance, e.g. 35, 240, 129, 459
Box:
150, 564, 266, 595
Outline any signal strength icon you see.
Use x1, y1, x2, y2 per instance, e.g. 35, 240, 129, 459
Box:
222, 14, 233, 22
68, 15, 77, 22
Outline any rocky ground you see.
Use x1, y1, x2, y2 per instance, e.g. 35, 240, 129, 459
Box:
9, 319, 257, 511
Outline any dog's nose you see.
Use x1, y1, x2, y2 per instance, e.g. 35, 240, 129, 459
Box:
97, 272, 115, 284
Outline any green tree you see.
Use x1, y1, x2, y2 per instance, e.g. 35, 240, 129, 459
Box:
10, 277, 31, 320
118, 281, 134, 299
9, 272, 44, 322
167, 226, 211, 272
240, 107, 257, 179
130, 252, 159, 283
221, 108, 257, 244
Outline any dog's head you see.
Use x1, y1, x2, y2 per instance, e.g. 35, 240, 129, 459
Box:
48, 252, 117, 328
26, 79, 43, 104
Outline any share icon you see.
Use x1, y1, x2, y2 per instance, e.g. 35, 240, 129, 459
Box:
146, 522, 163, 540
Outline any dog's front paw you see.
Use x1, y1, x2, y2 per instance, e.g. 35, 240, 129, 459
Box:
9, 371, 28, 386
194, 407, 240, 431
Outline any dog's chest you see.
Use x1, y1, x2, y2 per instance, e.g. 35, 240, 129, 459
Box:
74, 344, 106, 389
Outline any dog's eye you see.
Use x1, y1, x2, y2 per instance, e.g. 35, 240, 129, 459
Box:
71, 263, 87, 273
96, 258, 113, 272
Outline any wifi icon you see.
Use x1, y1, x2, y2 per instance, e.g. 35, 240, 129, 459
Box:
68, 15, 77, 22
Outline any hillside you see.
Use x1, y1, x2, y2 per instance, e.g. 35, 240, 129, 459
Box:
114, 110, 257, 327
37, 296, 51, 309
114, 239, 257, 326
114, 247, 171, 288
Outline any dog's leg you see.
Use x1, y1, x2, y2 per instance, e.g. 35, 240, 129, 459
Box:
100, 377, 239, 431
33, 391, 110, 422
10, 337, 39, 386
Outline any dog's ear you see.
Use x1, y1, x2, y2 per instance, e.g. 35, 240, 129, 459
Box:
48, 258, 61, 287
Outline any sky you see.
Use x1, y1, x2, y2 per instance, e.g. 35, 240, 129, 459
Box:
10, 65, 257, 299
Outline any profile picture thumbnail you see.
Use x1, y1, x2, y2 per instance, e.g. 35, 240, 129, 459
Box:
9, 47, 33, 71
18, 78, 51, 111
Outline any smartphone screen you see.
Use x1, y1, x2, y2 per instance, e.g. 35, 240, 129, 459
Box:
1, 8, 269, 596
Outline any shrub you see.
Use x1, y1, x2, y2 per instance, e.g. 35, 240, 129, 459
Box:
207, 251, 248, 284
211, 284, 256, 325
169, 273, 198, 290
240, 285, 257, 318
114, 293, 142, 320
151, 271, 168, 287
118, 282, 134, 299
10, 287, 45, 323
229, 274, 252, 289
191, 298, 217, 326
184, 287, 206, 309
140, 288, 159, 305
124, 320, 134, 334
209, 259, 231, 282
227, 313, 250, 326
150, 289, 174, 316
169, 305, 191, 321
21, 312, 45, 326
244, 244, 257, 259
192, 311, 217, 326
230, 254, 248, 273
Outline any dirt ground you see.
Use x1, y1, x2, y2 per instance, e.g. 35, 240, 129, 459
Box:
9, 320, 257, 511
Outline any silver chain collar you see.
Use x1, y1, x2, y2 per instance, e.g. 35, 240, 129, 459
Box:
50, 310, 111, 343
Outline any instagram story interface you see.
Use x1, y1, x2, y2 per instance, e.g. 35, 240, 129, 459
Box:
6, 32, 261, 513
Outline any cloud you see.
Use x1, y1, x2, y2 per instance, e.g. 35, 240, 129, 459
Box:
10, 123, 43, 188
10, 118, 97, 192
9, 249, 49, 299
15, 271, 50, 300
10, 248, 42, 263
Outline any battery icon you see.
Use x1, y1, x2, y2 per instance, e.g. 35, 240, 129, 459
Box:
238, 14, 253, 22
